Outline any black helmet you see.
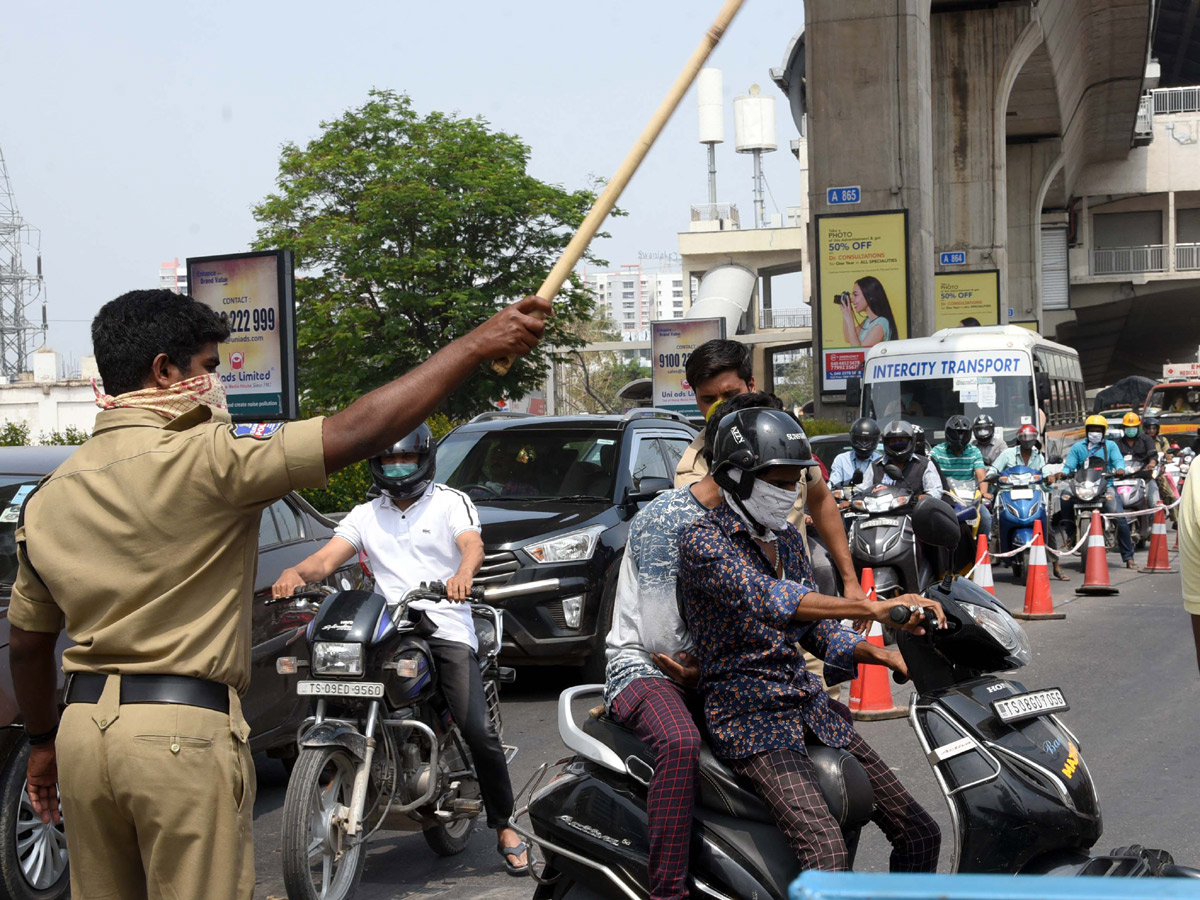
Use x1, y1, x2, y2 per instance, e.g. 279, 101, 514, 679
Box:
913, 425, 928, 455
972, 414, 996, 443
368, 423, 435, 499
850, 417, 880, 460
1143, 416, 1160, 436
882, 420, 916, 464
710, 407, 816, 500
945, 415, 972, 452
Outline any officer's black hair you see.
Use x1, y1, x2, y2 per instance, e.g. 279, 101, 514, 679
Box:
92, 290, 231, 396
703, 391, 780, 466
685, 339, 752, 393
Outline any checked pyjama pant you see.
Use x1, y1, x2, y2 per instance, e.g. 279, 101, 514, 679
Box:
730, 734, 941, 872
610, 677, 700, 900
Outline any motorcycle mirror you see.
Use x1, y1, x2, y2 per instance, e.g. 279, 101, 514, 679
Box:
1048, 453, 1063, 464
851, 469, 864, 485
884, 463, 905, 481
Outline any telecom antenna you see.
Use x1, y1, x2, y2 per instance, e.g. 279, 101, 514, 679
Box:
0, 142, 47, 380
697, 68, 724, 205
733, 84, 777, 228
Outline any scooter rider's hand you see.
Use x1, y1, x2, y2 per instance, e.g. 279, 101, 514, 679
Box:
878, 594, 946, 634
272, 567, 306, 599
652, 651, 700, 688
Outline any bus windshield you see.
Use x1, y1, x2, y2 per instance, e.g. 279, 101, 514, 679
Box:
863, 376, 1035, 436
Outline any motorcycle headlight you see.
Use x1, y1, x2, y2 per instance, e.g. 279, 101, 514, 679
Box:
963, 603, 1031, 667
313, 641, 365, 676
1075, 482, 1100, 501
522, 524, 607, 564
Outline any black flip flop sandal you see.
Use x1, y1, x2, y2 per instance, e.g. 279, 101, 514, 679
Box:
497, 840, 530, 877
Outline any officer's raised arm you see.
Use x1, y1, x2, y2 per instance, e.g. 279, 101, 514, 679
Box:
321, 295, 550, 474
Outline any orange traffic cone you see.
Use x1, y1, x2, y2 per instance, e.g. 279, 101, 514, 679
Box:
848, 567, 907, 721
1012, 520, 1065, 620
971, 533, 995, 595
1141, 506, 1176, 573
1077, 510, 1118, 596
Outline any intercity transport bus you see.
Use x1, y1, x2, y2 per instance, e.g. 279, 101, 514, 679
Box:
853, 326, 1086, 457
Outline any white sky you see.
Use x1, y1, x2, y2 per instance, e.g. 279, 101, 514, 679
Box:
2, 0, 807, 365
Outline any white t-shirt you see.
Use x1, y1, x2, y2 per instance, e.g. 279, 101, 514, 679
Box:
334, 483, 482, 650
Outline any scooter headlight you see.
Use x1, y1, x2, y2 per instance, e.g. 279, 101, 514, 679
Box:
313, 641, 365, 676
962, 604, 1031, 667
1002, 499, 1019, 517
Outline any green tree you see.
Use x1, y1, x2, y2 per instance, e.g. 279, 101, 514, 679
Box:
253, 89, 604, 420
40, 426, 90, 446
0, 421, 30, 447
556, 309, 650, 415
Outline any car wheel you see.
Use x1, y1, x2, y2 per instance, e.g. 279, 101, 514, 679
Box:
0, 739, 69, 900
580, 567, 619, 685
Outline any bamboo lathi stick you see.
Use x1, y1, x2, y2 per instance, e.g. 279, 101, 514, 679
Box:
491, 0, 747, 376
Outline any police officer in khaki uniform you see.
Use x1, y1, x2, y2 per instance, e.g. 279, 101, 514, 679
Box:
6, 288, 549, 900
673, 340, 867, 697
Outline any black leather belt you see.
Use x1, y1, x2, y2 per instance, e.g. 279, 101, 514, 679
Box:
65, 673, 230, 714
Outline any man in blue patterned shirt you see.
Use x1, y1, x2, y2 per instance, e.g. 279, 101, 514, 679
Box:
678, 407, 944, 872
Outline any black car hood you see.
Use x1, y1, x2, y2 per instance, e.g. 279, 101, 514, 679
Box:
475, 500, 610, 547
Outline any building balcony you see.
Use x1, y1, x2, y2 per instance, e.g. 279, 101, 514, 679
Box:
1151, 86, 1200, 116
1088, 244, 1166, 276
1177, 243, 1200, 272
759, 307, 813, 329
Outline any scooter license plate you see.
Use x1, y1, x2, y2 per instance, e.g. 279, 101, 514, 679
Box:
991, 687, 1068, 724
297, 681, 384, 698
860, 517, 901, 529
1010, 488, 1034, 500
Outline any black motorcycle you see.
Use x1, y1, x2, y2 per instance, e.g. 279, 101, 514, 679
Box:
514, 576, 1198, 898
273, 582, 515, 900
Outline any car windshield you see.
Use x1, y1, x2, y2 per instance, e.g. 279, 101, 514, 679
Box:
863, 376, 1034, 437
0, 477, 43, 586
437, 429, 619, 502
1145, 386, 1200, 418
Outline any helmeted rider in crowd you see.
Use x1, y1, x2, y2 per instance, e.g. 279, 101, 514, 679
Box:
913, 425, 930, 458
971, 414, 1007, 468
1058, 414, 1135, 569
830, 417, 881, 495
1144, 416, 1179, 522
858, 420, 943, 499
1115, 412, 1161, 508
931, 415, 992, 537
987, 424, 1068, 581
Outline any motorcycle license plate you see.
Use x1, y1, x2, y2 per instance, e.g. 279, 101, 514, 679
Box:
860, 517, 901, 529
1010, 488, 1034, 500
297, 681, 384, 698
991, 687, 1068, 724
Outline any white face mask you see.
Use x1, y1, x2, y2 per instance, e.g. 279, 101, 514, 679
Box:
1087, 431, 1104, 446
731, 477, 800, 540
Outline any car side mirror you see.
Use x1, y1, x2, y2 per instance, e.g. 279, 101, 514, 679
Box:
845, 376, 862, 410
627, 476, 673, 503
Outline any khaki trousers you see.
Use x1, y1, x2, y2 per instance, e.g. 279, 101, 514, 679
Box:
56, 675, 255, 900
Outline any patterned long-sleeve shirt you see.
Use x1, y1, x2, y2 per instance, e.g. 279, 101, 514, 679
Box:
678, 502, 864, 760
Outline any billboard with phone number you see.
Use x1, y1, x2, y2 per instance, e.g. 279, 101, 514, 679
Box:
187, 249, 299, 421
651, 317, 726, 414
814, 210, 910, 395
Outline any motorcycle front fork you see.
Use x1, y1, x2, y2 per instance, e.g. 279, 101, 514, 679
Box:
340, 700, 379, 837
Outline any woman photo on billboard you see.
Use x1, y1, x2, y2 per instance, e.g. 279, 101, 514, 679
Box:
838, 275, 900, 347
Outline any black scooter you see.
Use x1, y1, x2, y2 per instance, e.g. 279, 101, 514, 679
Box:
513, 576, 1198, 898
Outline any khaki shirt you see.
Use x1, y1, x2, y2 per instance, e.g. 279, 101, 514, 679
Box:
1180, 464, 1200, 616
674, 431, 812, 542
7, 407, 328, 695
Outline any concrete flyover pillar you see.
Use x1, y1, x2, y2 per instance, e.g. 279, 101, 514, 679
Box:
930, 5, 1037, 315
1006, 141, 1062, 325
805, 0, 934, 418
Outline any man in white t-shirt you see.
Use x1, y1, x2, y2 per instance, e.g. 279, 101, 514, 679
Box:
272, 423, 529, 876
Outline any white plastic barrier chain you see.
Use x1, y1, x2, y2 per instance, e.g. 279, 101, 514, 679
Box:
962, 537, 1035, 580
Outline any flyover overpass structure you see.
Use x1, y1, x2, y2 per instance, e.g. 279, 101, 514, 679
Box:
783, 0, 1176, 411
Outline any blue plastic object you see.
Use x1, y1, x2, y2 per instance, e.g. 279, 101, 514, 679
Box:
789, 872, 1200, 900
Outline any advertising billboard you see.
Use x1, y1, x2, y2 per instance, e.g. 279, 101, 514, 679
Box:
934, 270, 1001, 330
651, 317, 726, 414
186, 250, 299, 421
814, 210, 910, 395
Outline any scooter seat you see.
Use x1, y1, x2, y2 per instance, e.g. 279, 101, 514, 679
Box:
580, 715, 874, 828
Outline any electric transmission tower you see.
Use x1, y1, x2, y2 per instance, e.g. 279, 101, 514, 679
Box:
0, 142, 47, 380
